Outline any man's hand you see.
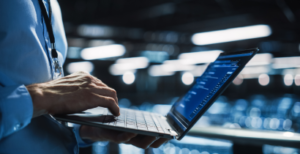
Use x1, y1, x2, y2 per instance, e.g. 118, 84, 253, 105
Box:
80, 125, 169, 149
26, 71, 119, 118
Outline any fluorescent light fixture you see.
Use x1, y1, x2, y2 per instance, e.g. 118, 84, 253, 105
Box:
116, 57, 149, 69
148, 65, 175, 77
242, 74, 261, 79
273, 56, 300, 69
246, 53, 273, 66
282, 69, 297, 76
241, 66, 270, 75
283, 132, 295, 137
162, 60, 196, 72
191, 25, 272, 45
109, 57, 148, 76
109, 66, 136, 76
148, 59, 199, 77
81, 44, 125, 60
189, 64, 209, 77
66, 61, 94, 74
178, 50, 223, 64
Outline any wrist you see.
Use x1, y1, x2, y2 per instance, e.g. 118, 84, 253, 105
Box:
26, 83, 48, 118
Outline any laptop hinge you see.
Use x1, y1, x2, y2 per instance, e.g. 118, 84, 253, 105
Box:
165, 116, 180, 138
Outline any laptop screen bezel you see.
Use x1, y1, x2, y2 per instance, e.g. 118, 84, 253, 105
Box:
166, 48, 258, 140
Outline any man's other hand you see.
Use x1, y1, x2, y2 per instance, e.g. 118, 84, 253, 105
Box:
80, 125, 169, 149
26, 71, 119, 118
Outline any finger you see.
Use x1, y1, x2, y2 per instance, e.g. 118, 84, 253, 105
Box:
62, 72, 117, 103
89, 86, 118, 105
90, 77, 118, 104
150, 138, 169, 148
87, 75, 118, 105
126, 135, 159, 149
116, 132, 137, 143
90, 75, 108, 87
89, 93, 120, 116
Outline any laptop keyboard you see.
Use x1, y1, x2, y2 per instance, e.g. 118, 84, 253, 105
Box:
97, 108, 166, 133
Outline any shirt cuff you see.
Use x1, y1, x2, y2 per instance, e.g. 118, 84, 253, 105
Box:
72, 124, 94, 147
0, 85, 33, 139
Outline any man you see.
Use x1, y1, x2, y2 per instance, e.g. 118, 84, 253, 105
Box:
0, 0, 167, 153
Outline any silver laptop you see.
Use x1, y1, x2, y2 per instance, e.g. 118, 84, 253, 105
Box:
55, 48, 258, 140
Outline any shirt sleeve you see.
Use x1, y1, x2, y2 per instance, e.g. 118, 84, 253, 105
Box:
72, 124, 94, 148
0, 85, 33, 140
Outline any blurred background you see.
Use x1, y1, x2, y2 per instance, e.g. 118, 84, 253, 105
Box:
57, 0, 300, 153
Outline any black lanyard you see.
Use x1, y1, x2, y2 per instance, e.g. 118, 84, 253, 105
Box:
38, 0, 62, 78
38, 0, 58, 58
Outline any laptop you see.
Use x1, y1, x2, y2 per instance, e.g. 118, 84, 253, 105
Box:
55, 48, 258, 140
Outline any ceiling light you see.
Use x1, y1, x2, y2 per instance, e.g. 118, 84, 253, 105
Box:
109, 57, 149, 76
66, 61, 94, 74
109, 66, 136, 76
258, 74, 270, 86
148, 65, 175, 77
122, 72, 135, 85
81, 44, 125, 60
273, 56, 300, 69
295, 74, 300, 86
189, 64, 209, 77
241, 66, 270, 75
246, 53, 273, 66
116, 57, 149, 69
178, 50, 223, 64
162, 60, 196, 71
191, 25, 271, 45
182, 72, 194, 85
242, 74, 261, 79
284, 74, 293, 86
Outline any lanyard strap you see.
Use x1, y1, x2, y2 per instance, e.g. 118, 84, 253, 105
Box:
38, 0, 58, 58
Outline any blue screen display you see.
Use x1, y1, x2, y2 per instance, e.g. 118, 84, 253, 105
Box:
174, 59, 239, 122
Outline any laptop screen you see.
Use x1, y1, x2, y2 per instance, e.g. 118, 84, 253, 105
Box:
167, 49, 257, 139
